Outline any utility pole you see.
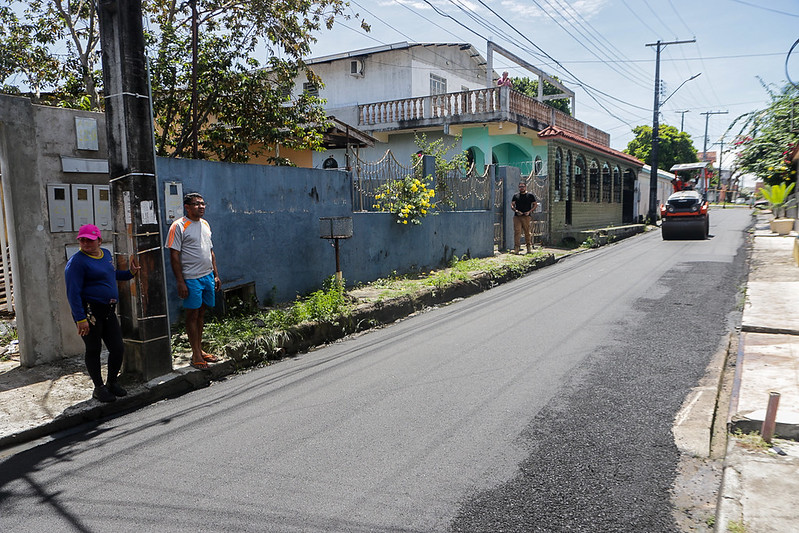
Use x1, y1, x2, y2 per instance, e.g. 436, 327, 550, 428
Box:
676, 110, 690, 132
191, 0, 199, 159
97, 0, 172, 380
701, 110, 728, 199
645, 39, 695, 224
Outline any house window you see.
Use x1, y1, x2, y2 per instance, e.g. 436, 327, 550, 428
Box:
303, 82, 319, 97
554, 149, 562, 201
349, 59, 364, 76
602, 163, 611, 202
574, 156, 586, 202
566, 151, 572, 202
613, 167, 621, 203
430, 74, 447, 95
589, 160, 599, 202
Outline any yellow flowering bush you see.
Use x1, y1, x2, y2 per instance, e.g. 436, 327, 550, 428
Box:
373, 175, 437, 225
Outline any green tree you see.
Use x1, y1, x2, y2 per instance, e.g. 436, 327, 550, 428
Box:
1, 0, 102, 108
145, 0, 368, 163
727, 82, 798, 186
512, 76, 571, 115
0, 2, 63, 100
624, 124, 699, 171
1, 0, 369, 162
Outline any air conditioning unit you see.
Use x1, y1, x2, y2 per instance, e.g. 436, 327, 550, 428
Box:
349, 59, 364, 77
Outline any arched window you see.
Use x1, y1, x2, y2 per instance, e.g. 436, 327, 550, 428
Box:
613, 166, 621, 203
574, 156, 586, 202
554, 149, 563, 202
602, 163, 611, 202
566, 151, 572, 202
589, 159, 600, 202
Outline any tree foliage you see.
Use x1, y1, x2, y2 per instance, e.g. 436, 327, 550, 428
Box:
624, 124, 699, 172
512, 76, 571, 115
144, 0, 367, 162
1, 0, 369, 163
0, 0, 101, 108
726, 82, 798, 186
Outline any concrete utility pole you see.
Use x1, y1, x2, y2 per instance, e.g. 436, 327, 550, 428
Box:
701, 110, 729, 198
645, 39, 695, 224
676, 110, 690, 132
97, 0, 172, 380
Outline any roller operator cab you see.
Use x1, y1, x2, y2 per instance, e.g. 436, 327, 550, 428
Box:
660, 190, 709, 240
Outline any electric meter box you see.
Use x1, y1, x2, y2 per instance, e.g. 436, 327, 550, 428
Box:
164, 181, 183, 227
47, 184, 73, 233
71, 184, 94, 228
93, 185, 112, 230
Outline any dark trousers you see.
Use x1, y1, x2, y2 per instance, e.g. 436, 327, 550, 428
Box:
81, 302, 124, 388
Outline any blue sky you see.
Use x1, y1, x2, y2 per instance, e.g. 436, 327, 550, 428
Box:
308, 0, 799, 165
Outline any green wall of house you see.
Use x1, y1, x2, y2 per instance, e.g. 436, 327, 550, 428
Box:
461, 127, 547, 172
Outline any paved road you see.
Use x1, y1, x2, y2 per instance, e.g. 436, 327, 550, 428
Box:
0, 209, 751, 532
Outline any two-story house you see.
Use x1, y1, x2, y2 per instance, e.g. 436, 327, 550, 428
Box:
295, 42, 643, 243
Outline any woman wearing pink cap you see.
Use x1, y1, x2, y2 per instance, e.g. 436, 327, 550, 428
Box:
64, 224, 140, 403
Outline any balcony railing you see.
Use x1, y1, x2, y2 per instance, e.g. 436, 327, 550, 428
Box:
358, 87, 610, 147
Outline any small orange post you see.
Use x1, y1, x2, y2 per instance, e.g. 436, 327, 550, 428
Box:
761, 392, 781, 443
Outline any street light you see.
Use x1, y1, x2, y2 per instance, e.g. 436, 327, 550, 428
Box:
646, 72, 700, 224
660, 73, 701, 107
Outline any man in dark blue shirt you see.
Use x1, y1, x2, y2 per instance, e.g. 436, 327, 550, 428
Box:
511, 180, 538, 254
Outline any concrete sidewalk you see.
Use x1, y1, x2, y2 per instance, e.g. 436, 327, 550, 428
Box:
716, 216, 799, 533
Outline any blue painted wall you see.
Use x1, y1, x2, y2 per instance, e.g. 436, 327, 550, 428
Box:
156, 157, 495, 323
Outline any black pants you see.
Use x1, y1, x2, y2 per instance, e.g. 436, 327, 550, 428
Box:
82, 302, 124, 388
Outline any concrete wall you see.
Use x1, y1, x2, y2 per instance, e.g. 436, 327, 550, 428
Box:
156, 156, 495, 324
638, 165, 676, 219
0, 96, 112, 365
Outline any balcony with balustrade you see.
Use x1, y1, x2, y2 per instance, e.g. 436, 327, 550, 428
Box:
357, 86, 610, 147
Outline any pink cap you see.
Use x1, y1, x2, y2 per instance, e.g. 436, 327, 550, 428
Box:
77, 224, 101, 240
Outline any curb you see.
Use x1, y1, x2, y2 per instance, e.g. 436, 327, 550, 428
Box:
714, 439, 744, 533
673, 332, 731, 458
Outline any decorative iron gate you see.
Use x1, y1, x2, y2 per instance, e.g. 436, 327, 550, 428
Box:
526, 172, 549, 245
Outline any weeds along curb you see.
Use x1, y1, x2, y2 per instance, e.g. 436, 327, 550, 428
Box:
221, 253, 558, 368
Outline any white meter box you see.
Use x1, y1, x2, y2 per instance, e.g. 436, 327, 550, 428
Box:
164, 181, 183, 227
47, 184, 73, 232
93, 185, 112, 229
71, 184, 94, 228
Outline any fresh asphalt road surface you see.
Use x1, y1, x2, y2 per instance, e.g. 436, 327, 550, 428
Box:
0, 208, 751, 532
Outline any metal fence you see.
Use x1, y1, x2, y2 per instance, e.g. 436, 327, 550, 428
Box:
351, 149, 492, 213
351, 150, 422, 212
435, 163, 491, 212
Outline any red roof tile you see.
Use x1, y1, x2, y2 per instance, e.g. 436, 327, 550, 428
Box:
538, 125, 644, 167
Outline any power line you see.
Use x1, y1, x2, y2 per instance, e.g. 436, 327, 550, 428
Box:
544, 0, 652, 81
467, 0, 645, 123
730, 0, 799, 17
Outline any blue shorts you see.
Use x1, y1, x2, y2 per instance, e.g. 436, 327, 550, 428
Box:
183, 272, 216, 310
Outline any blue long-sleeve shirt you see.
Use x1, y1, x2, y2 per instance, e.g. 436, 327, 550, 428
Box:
64, 248, 133, 322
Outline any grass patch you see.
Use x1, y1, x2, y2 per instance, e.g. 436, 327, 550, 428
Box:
732, 429, 772, 451
357, 252, 548, 302
177, 251, 554, 357
0, 325, 17, 362
174, 276, 351, 356
727, 519, 748, 533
